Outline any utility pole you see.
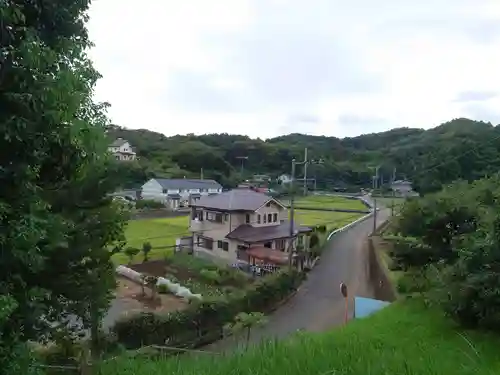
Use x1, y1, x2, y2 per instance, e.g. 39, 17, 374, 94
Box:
200, 167, 204, 180
372, 173, 378, 234
303, 147, 308, 196
288, 160, 297, 269
236, 156, 248, 177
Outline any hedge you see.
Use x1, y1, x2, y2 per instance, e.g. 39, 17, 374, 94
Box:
112, 269, 305, 349
135, 199, 165, 209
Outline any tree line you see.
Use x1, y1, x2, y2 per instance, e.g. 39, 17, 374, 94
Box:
107, 118, 500, 195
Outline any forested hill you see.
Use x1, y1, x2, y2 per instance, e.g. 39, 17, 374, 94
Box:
107, 118, 500, 194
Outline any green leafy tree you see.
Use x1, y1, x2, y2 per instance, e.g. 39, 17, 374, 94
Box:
224, 312, 267, 349
0, 0, 127, 362
124, 247, 140, 265
142, 242, 153, 262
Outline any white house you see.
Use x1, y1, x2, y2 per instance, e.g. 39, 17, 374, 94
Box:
278, 174, 293, 184
141, 178, 223, 210
391, 180, 417, 197
108, 138, 136, 161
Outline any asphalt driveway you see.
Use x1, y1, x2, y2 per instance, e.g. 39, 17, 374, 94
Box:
205, 208, 391, 352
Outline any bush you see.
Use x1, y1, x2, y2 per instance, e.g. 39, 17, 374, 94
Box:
309, 233, 320, 249
315, 225, 327, 233
135, 199, 165, 209
200, 269, 223, 285
157, 284, 169, 294
112, 269, 305, 349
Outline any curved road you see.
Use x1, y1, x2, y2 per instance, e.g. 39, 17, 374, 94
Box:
206, 207, 391, 352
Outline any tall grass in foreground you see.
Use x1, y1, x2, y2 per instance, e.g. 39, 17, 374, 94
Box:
99, 300, 500, 375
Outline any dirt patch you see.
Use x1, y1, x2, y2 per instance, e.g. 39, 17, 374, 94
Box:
130, 260, 167, 277
115, 277, 187, 315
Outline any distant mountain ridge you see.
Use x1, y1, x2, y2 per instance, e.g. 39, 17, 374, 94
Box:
107, 118, 500, 194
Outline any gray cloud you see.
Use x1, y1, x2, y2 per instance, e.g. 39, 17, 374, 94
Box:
454, 91, 498, 103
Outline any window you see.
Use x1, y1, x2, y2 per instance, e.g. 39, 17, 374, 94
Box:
276, 239, 286, 250
267, 213, 272, 223
263, 214, 267, 223
266, 202, 271, 207
257, 214, 261, 224
162, 189, 168, 194
245, 214, 250, 224
217, 240, 229, 251
198, 236, 214, 250
206, 211, 223, 223
273, 213, 278, 222
264, 241, 272, 248
224, 213, 229, 221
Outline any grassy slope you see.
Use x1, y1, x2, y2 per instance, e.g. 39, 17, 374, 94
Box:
100, 300, 500, 375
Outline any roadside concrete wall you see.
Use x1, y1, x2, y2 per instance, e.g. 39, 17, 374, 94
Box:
367, 236, 397, 302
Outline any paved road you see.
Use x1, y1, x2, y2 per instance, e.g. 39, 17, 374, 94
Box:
206, 207, 390, 352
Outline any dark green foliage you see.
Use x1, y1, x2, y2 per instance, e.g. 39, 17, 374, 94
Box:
309, 233, 320, 249
394, 175, 500, 332
135, 199, 165, 209
111, 270, 305, 349
1, 0, 127, 365
107, 118, 500, 193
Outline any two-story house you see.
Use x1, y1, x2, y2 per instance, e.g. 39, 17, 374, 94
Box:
141, 178, 223, 209
189, 189, 312, 266
108, 138, 137, 161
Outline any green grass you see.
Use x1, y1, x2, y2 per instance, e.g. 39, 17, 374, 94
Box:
112, 216, 190, 264
295, 210, 364, 230
99, 300, 500, 375
293, 195, 368, 211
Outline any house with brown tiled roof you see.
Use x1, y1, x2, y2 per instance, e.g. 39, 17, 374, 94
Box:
189, 188, 312, 266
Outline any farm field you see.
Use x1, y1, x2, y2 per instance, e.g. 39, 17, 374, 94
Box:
285, 195, 368, 211
295, 210, 364, 231
112, 216, 189, 264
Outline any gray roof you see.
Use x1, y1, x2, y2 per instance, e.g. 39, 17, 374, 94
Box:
192, 189, 279, 211
109, 138, 128, 147
226, 221, 312, 243
154, 178, 222, 190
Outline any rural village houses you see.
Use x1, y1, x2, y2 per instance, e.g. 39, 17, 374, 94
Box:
189, 189, 312, 266
141, 178, 223, 209
108, 138, 137, 161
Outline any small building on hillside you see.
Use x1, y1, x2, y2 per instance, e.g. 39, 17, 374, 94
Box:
141, 178, 222, 210
108, 138, 136, 161
278, 174, 293, 184
391, 180, 417, 197
189, 189, 312, 265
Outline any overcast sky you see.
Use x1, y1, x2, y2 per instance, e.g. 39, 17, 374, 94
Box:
87, 0, 500, 139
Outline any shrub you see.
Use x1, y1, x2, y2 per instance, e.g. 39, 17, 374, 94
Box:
135, 199, 165, 209
315, 225, 327, 233
199, 269, 223, 285
157, 284, 169, 294
112, 269, 305, 349
309, 233, 320, 249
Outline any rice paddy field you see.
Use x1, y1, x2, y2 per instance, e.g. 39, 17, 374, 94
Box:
295, 210, 364, 230
99, 300, 500, 375
292, 195, 368, 211
112, 216, 189, 264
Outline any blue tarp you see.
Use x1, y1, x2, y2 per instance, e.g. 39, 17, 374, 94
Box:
354, 296, 391, 319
